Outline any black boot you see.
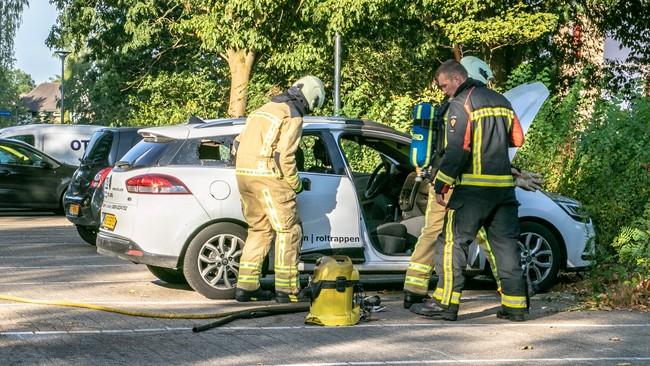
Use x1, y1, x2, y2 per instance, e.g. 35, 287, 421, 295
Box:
403, 291, 430, 309
235, 288, 275, 302
275, 290, 311, 303
496, 308, 526, 322
409, 298, 458, 321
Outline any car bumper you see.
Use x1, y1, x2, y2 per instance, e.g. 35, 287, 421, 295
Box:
97, 231, 179, 269
562, 218, 596, 269
64, 193, 100, 227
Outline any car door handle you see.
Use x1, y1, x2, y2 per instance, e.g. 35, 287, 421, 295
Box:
301, 177, 311, 191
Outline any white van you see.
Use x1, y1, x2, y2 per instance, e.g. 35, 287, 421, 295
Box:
0, 124, 103, 166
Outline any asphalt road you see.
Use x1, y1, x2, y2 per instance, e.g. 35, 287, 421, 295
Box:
0, 214, 648, 366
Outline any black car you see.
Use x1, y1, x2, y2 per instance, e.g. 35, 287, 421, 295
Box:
0, 138, 76, 212
64, 127, 142, 245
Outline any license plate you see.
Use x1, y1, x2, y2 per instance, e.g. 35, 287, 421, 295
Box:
101, 213, 117, 231
68, 203, 80, 216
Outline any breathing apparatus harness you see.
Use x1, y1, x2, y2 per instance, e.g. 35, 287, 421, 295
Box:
404, 101, 448, 211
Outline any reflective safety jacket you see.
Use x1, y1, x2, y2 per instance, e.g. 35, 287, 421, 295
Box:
433, 80, 524, 193
235, 101, 303, 192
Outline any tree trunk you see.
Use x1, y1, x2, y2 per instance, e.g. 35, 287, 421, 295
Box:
452, 45, 462, 61
225, 49, 256, 117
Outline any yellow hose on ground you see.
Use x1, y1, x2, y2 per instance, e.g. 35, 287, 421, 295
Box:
0, 294, 304, 319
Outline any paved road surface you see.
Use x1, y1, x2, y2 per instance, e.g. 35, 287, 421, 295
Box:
0, 215, 648, 365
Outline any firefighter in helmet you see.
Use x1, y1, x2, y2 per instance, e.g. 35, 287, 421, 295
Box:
234, 76, 325, 303
403, 57, 542, 309
409, 59, 528, 321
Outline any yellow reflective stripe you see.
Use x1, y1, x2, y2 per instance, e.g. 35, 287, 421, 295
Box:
477, 228, 501, 289
255, 111, 283, 157
239, 262, 261, 270
407, 262, 432, 274
442, 209, 455, 306
501, 294, 527, 309
404, 276, 429, 288
470, 107, 514, 121
432, 288, 443, 300
425, 119, 433, 167
473, 120, 482, 175
435, 170, 455, 185
411, 147, 418, 168
235, 168, 280, 177
450, 291, 461, 305
416, 104, 423, 119
262, 189, 283, 231
459, 174, 515, 187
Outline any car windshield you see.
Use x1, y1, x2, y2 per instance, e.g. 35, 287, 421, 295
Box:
82, 130, 113, 165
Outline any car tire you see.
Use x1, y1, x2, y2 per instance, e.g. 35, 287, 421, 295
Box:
519, 221, 562, 293
183, 222, 246, 299
76, 225, 98, 245
146, 265, 187, 285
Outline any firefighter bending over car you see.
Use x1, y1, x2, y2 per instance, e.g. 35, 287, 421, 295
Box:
233, 76, 325, 303
404, 57, 542, 310
409, 60, 529, 321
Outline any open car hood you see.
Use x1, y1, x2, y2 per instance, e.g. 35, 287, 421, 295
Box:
504, 81, 550, 161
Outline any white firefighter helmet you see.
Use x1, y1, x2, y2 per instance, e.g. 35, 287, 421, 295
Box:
460, 56, 494, 85
293, 75, 326, 111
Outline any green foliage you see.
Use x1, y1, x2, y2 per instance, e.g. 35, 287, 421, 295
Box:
612, 203, 650, 270
126, 70, 227, 126
0, 0, 28, 67
0, 67, 35, 127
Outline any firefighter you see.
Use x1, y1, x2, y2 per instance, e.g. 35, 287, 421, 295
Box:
403, 57, 542, 309
410, 60, 528, 321
234, 76, 325, 303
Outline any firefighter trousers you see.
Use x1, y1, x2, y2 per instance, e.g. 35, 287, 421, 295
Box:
235, 175, 302, 294
432, 186, 527, 313
404, 186, 501, 295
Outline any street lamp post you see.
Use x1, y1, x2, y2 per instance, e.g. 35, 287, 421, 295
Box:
55, 50, 71, 124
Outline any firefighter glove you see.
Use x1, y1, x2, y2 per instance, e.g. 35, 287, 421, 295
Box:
514, 171, 544, 192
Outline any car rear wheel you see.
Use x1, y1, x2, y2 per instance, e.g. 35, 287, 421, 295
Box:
519, 221, 562, 292
146, 265, 187, 284
75, 225, 98, 245
183, 222, 246, 299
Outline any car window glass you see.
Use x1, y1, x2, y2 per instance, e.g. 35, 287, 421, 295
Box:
339, 134, 410, 174
0, 142, 43, 166
83, 131, 114, 164
169, 135, 235, 167
119, 139, 178, 168
298, 135, 335, 174
9, 134, 35, 146
339, 136, 383, 174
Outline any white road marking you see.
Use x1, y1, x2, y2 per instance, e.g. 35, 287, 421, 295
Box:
271, 358, 650, 365
0, 280, 153, 285
2, 322, 648, 337
0, 264, 129, 269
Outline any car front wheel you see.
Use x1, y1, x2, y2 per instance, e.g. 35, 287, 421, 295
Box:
519, 221, 562, 292
182, 222, 246, 299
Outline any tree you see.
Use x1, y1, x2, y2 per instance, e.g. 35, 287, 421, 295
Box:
0, 0, 28, 67
0, 68, 35, 127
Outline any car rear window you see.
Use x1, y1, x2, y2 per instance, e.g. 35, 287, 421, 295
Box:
117, 139, 182, 169
82, 130, 113, 165
169, 136, 235, 167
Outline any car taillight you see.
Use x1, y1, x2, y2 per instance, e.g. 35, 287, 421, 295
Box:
90, 167, 112, 188
125, 174, 191, 194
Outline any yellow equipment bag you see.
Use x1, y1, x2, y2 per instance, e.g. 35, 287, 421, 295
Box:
304, 255, 361, 326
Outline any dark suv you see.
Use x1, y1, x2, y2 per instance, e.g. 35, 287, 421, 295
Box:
64, 127, 142, 244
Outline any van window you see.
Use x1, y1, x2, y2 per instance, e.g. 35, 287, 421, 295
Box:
169, 136, 235, 167
8, 134, 35, 146
82, 131, 114, 165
